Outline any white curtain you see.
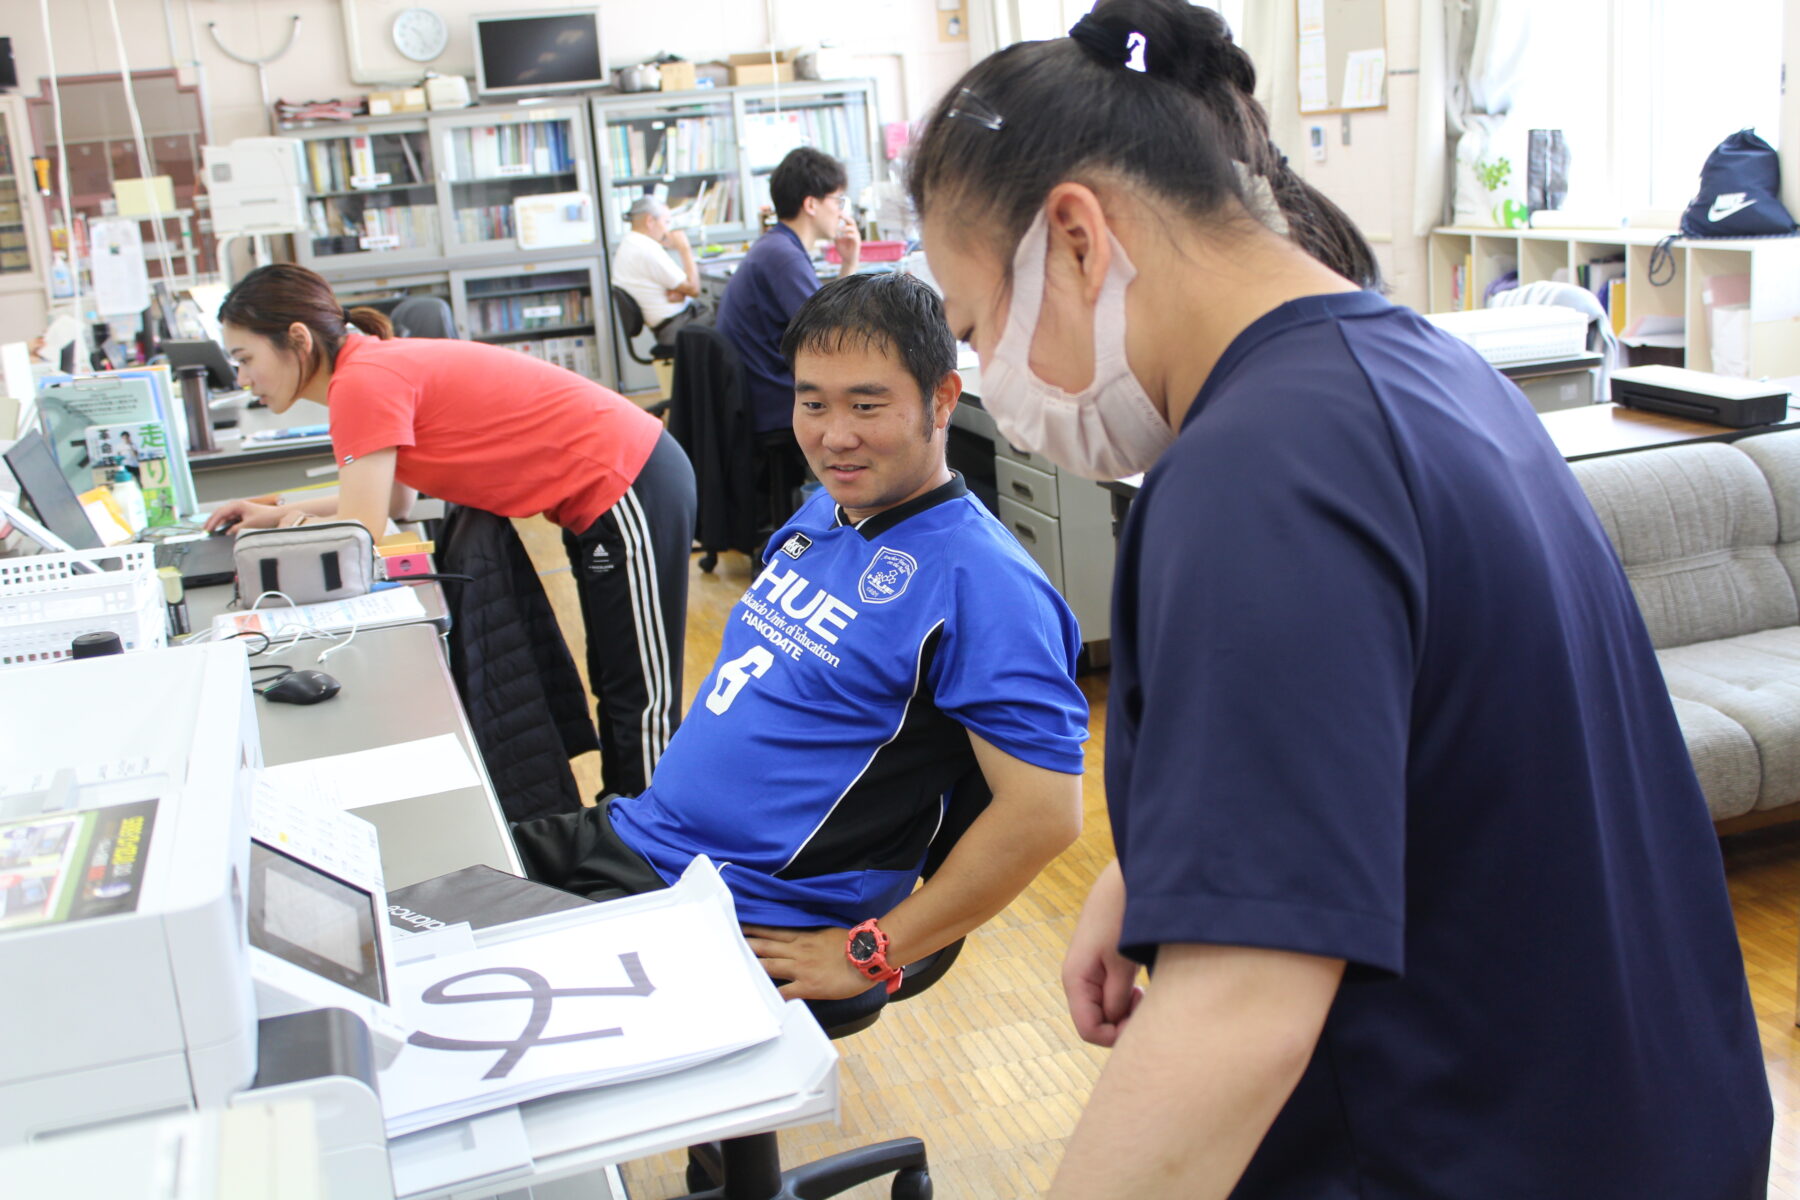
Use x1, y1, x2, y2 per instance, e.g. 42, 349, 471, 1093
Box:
1412, 0, 1449, 234
1443, 0, 1533, 225
1240, 0, 1301, 168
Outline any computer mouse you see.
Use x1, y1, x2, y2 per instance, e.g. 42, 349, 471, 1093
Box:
261, 669, 342, 705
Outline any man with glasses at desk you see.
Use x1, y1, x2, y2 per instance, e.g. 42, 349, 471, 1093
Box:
715, 146, 865, 437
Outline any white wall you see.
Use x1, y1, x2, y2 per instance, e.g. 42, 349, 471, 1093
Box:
11, 0, 970, 146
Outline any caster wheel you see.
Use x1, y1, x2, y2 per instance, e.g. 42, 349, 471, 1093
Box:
892, 1167, 932, 1200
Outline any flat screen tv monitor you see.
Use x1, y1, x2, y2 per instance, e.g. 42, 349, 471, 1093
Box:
473, 8, 605, 98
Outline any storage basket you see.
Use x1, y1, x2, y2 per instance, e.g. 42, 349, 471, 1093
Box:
0, 544, 167, 668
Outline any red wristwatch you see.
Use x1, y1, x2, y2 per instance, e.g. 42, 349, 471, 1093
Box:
845, 919, 904, 994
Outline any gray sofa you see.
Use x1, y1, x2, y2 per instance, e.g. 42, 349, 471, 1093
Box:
1571, 429, 1800, 823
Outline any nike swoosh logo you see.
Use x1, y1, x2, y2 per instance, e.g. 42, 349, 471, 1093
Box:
1709, 195, 1756, 222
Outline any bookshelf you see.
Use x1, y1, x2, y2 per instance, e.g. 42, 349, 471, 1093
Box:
591, 80, 880, 391
450, 260, 606, 380
435, 104, 590, 258
1427, 226, 1800, 379
294, 120, 441, 272
0, 95, 51, 299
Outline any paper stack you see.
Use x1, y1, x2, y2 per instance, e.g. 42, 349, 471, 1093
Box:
376, 857, 784, 1137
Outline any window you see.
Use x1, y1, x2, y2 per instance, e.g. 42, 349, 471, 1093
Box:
1509, 0, 1783, 214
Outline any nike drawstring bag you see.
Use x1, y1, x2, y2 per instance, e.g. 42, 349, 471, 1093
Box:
1679, 129, 1796, 238
1648, 128, 1796, 287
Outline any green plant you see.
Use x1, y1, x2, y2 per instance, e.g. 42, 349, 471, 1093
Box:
1475, 156, 1513, 193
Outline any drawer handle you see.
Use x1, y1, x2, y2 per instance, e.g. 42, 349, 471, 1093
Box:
1011, 522, 1038, 544
1010, 480, 1035, 501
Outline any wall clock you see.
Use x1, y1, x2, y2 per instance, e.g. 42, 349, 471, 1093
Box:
392, 7, 449, 63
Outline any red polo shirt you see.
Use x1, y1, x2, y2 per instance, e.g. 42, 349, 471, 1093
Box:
327, 335, 662, 531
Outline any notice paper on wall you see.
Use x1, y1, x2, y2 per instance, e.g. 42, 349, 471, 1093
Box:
1340, 48, 1386, 110
257, 733, 483, 812
514, 191, 595, 250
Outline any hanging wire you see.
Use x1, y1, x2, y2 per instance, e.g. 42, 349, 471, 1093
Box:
103, 0, 183, 287
37, 0, 88, 363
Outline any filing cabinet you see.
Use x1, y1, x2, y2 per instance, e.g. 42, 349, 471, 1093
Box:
952, 398, 1115, 659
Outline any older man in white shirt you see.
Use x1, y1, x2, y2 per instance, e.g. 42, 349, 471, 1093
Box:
613, 196, 706, 349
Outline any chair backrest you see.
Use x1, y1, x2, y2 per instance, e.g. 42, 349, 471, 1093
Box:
1569, 439, 1797, 649
610, 285, 647, 339
390, 295, 458, 339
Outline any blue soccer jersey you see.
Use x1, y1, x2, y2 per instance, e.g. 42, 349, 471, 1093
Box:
608, 476, 1088, 927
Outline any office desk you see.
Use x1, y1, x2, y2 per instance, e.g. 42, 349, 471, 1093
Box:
189, 395, 335, 503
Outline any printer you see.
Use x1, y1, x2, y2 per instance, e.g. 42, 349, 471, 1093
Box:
1611, 365, 1792, 428
0, 641, 260, 1144
0, 642, 395, 1197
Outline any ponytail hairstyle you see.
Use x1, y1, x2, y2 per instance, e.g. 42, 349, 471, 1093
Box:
907, 0, 1379, 290
217, 263, 394, 385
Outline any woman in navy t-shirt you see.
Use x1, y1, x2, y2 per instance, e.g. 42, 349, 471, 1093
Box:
908, 1, 1772, 1197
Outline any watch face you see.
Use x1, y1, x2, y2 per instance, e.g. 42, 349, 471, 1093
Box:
849, 930, 878, 962
392, 8, 448, 63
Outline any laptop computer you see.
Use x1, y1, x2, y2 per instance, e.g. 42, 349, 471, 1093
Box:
4, 429, 237, 586
3, 430, 103, 551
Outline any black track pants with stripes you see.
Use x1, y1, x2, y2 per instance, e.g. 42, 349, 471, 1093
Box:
561, 430, 696, 798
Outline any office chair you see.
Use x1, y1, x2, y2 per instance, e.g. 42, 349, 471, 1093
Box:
667, 322, 804, 572
610, 285, 679, 368
675, 769, 993, 1200
389, 295, 458, 339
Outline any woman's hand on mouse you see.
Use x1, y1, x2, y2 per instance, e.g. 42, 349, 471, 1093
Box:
203, 498, 286, 533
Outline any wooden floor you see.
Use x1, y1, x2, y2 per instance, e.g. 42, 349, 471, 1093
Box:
515, 516, 1800, 1199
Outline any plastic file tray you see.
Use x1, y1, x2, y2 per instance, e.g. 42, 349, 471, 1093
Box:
1424, 306, 1590, 366
0, 544, 167, 668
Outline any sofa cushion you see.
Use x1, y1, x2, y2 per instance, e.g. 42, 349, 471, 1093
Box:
1658, 626, 1800, 812
1665, 697, 1760, 819
1733, 429, 1800, 598
1571, 442, 1796, 649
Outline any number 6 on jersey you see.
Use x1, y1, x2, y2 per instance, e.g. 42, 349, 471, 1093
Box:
705, 646, 776, 715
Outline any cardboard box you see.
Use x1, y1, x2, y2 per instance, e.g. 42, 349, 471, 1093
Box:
659, 61, 698, 91
728, 51, 795, 86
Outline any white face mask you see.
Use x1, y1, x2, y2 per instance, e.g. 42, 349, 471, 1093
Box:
979, 209, 1174, 480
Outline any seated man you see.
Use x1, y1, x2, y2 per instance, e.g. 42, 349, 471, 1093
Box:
715, 147, 863, 436
513, 272, 1087, 1003
612, 196, 706, 349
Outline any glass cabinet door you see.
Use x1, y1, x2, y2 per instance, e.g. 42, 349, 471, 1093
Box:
298, 125, 439, 267
599, 96, 742, 241
738, 86, 873, 226
438, 107, 587, 257
0, 101, 45, 288
456, 264, 604, 380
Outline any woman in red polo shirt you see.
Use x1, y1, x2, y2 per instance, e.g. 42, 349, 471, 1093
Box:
205, 263, 694, 798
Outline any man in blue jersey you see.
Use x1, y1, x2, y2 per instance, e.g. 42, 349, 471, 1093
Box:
513, 273, 1088, 1002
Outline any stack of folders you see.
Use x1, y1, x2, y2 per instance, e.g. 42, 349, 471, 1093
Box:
376, 857, 784, 1137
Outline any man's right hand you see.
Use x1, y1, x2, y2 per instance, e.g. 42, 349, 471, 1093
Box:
203, 498, 285, 533
1062, 858, 1143, 1048
662, 227, 691, 253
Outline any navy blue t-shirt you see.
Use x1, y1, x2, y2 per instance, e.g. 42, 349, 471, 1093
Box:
1110, 290, 1771, 1198
715, 223, 821, 435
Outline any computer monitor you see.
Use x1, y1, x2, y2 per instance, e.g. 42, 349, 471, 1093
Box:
162, 338, 239, 391
472, 9, 605, 98
2, 430, 102, 550
248, 840, 387, 1004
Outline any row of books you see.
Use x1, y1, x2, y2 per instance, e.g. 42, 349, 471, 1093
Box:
448, 121, 577, 182
499, 334, 601, 378
743, 104, 860, 168
467, 288, 594, 336
607, 116, 735, 179
453, 204, 517, 244
612, 176, 738, 229
306, 134, 428, 194
307, 199, 438, 246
